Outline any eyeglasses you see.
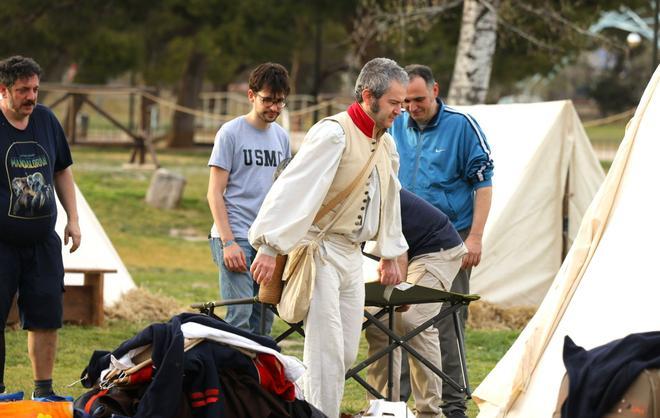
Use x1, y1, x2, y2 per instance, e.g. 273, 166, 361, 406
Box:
256, 93, 287, 108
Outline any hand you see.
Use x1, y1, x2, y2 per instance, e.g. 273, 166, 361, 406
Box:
395, 304, 410, 312
250, 253, 276, 285
223, 242, 248, 272
64, 220, 81, 253
378, 258, 402, 286
462, 233, 483, 269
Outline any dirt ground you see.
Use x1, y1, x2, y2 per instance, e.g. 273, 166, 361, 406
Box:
105, 287, 187, 322
467, 300, 536, 330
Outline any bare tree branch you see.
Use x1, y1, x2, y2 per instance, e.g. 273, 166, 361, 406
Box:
508, 0, 625, 51
476, 0, 562, 53
384, 1, 464, 22
497, 19, 564, 53
351, 0, 463, 62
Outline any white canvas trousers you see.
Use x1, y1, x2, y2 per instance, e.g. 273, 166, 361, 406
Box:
302, 233, 365, 418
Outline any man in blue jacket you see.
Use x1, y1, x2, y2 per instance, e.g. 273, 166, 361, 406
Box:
390, 64, 493, 418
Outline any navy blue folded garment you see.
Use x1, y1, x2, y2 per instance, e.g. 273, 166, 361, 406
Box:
561, 331, 660, 418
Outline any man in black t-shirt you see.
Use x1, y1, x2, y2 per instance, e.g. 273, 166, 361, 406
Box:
365, 189, 466, 417
0, 56, 81, 401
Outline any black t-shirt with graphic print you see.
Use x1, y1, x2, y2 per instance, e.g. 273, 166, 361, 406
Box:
0, 104, 72, 246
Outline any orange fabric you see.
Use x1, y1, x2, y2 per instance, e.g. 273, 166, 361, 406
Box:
0, 400, 73, 417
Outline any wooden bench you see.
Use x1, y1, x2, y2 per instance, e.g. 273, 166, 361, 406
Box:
62, 268, 116, 326
8, 268, 117, 327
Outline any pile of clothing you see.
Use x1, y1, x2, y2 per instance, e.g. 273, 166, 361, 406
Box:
75, 313, 326, 418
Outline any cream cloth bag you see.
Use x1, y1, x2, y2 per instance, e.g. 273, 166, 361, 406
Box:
277, 240, 319, 323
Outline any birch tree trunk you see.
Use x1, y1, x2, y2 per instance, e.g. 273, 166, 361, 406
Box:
447, 0, 500, 105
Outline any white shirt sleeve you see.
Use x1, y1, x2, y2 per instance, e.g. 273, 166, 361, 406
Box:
248, 120, 345, 255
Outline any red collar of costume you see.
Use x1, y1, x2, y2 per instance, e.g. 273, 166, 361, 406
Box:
347, 102, 377, 138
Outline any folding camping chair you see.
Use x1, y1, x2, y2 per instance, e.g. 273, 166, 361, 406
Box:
347, 282, 479, 401
191, 282, 479, 402
190, 297, 283, 337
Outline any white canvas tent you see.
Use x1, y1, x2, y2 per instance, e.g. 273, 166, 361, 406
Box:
458, 101, 605, 307
473, 66, 660, 417
56, 184, 135, 306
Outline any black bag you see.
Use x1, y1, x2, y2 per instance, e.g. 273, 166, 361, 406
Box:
75, 386, 193, 418
74, 387, 141, 417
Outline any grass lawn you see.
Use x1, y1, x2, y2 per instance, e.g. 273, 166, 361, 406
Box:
585, 120, 627, 173
585, 120, 627, 147
5, 146, 519, 417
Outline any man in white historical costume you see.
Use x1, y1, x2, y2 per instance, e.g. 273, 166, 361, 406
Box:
249, 57, 409, 417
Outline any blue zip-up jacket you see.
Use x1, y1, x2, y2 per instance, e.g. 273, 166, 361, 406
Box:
389, 99, 494, 231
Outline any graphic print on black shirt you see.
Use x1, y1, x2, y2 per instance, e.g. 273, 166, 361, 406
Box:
6, 141, 55, 219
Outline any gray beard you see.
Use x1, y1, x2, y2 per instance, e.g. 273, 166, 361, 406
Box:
369, 100, 379, 114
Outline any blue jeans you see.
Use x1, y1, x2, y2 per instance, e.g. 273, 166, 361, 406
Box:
209, 238, 274, 335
